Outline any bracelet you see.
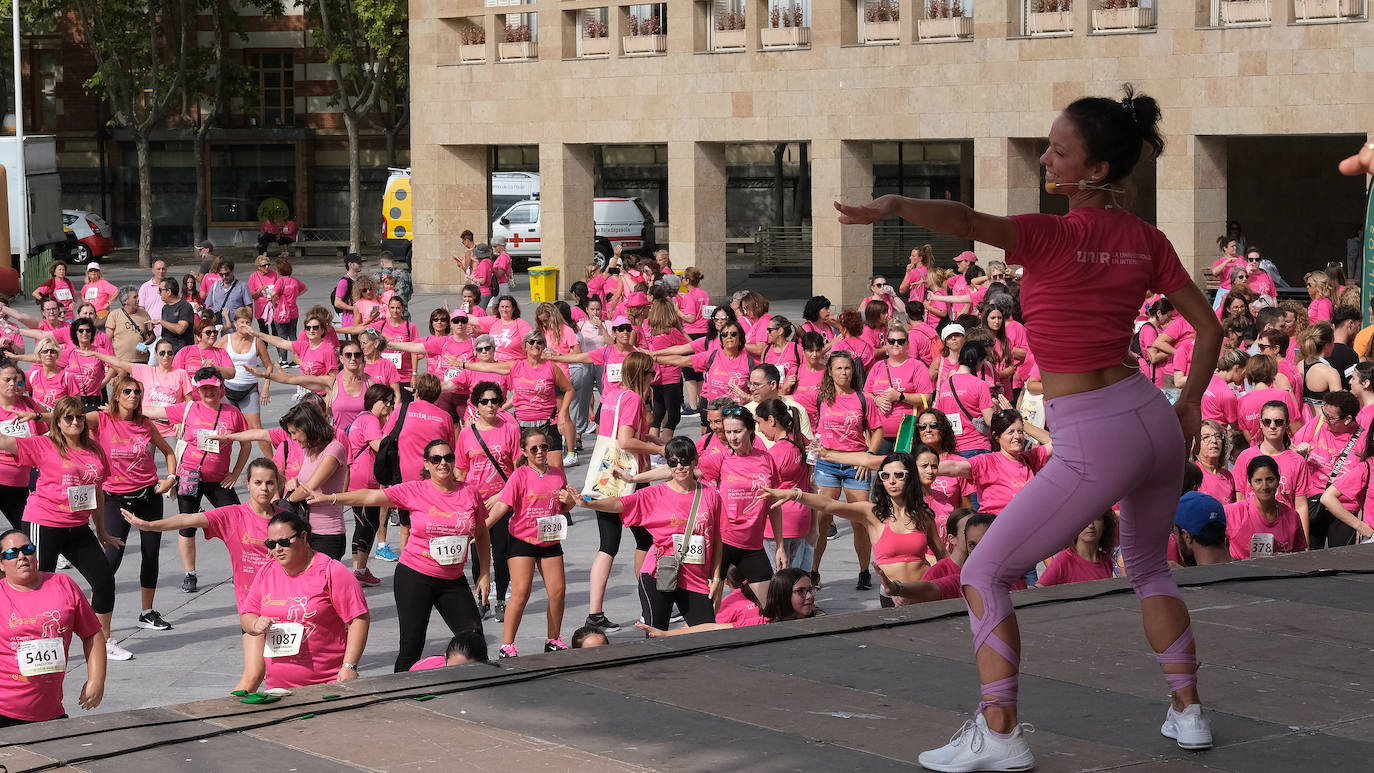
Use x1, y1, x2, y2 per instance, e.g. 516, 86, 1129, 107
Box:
341, 662, 359, 671
332, 493, 338, 505
792, 488, 803, 502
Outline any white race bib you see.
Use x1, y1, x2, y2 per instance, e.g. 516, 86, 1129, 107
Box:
429, 534, 469, 565
382, 351, 403, 369
444, 367, 462, 382
702, 305, 717, 321
66, 484, 96, 511
1249, 532, 1275, 558
54, 288, 73, 302
671, 533, 707, 565
16, 637, 64, 676
536, 514, 568, 542
262, 622, 304, 658
606, 362, 623, 384
945, 412, 964, 435
83, 286, 98, 300
776, 362, 788, 382
196, 428, 220, 453
0, 420, 29, 438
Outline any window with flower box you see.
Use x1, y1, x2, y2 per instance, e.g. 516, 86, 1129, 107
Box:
624, 3, 669, 54
579, 8, 611, 57
711, 0, 748, 51
763, 0, 810, 48
500, 12, 539, 60
1091, 0, 1155, 31
861, 0, 903, 44
918, 0, 973, 40
1025, 0, 1074, 35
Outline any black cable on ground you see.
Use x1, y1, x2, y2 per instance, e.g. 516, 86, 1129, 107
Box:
7, 566, 1371, 772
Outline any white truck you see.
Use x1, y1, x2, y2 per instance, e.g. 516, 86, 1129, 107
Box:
0, 136, 66, 261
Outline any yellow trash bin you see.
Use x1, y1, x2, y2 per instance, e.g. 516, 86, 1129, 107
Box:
528, 266, 559, 303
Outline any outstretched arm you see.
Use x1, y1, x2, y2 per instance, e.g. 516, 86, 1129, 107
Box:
835, 196, 1018, 252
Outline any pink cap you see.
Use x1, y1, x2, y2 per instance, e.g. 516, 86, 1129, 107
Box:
192, 374, 224, 388
956, 251, 977, 263
611, 316, 632, 328
625, 291, 651, 307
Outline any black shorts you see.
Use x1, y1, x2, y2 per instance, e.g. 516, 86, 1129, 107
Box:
720, 543, 774, 584
507, 534, 565, 560
519, 421, 563, 451
398, 508, 410, 527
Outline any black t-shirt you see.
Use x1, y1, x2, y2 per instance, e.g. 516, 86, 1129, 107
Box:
161, 299, 195, 351
1329, 343, 1358, 391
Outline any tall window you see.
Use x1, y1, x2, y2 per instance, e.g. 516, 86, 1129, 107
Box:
246, 52, 295, 127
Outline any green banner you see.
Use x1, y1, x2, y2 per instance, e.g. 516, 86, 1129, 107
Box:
1366, 181, 1374, 326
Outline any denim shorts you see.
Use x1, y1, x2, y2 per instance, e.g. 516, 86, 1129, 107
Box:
813, 457, 868, 491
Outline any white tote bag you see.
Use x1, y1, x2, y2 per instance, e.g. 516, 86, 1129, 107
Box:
581, 391, 641, 501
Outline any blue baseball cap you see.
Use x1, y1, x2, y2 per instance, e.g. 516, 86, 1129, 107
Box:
1175, 491, 1226, 536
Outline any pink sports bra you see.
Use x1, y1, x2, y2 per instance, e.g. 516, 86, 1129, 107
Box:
872, 521, 933, 566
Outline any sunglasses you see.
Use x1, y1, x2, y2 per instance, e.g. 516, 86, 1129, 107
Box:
1260, 418, 1286, 427
878, 470, 909, 481
665, 456, 694, 468
722, 406, 747, 418
525, 340, 546, 348
218, 271, 231, 277
1, 544, 36, 560
75, 328, 94, 335
872, 282, 887, 288
887, 338, 908, 345
719, 331, 740, 339
426, 452, 457, 465
475, 397, 502, 406
202, 329, 220, 336
263, 533, 303, 550
156, 350, 174, 357
38, 349, 59, 355
612, 326, 633, 333
304, 324, 323, 331
59, 414, 85, 424
121, 388, 143, 396
525, 443, 549, 453
792, 585, 817, 596
341, 352, 363, 359
475, 345, 494, 352
917, 422, 940, 430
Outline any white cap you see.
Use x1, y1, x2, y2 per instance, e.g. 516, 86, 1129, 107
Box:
86, 262, 101, 271
942, 323, 966, 339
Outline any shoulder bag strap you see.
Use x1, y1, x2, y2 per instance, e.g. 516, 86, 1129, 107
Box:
471, 425, 509, 483
948, 376, 978, 422
1326, 425, 1364, 484
674, 485, 703, 562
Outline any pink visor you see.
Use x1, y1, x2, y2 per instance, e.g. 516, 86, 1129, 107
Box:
192, 375, 224, 388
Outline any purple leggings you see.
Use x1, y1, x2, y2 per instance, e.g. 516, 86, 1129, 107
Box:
961, 373, 1198, 711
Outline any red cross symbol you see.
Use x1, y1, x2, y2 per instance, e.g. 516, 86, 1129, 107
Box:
509, 233, 537, 248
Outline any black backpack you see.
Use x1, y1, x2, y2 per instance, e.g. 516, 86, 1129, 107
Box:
329, 274, 355, 314
372, 392, 412, 486
1130, 322, 1156, 379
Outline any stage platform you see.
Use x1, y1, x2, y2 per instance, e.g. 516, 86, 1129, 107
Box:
3, 547, 1372, 772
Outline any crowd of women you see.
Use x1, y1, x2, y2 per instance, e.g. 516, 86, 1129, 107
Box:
4, 130, 1373, 740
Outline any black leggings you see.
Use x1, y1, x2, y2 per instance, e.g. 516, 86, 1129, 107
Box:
103, 486, 163, 590
29, 522, 115, 614
636, 572, 715, 630
393, 563, 482, 672
489, 513, 512, 599
309, 533, 346, 561
0, 484, 27, 529
177, 483, 240, 538
351, 506, 382, 555
651, 382, 684, 431
596, 512, 653, 557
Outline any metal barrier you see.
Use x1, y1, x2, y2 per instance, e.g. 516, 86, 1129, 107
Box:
21, 249, 54, 297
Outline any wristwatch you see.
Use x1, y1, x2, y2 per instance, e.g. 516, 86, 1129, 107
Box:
342, 662, 359, 672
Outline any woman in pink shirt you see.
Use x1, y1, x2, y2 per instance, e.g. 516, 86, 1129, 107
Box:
123, 458, 282, 693
486, 428, 576, 657
93, 373, 177, 632
865, 323, 936, 446
487, 297, 533, 362
170, 318, 235, 383
351, 328, 401, 401
635, 566, 819, 637
735, 291, 773, 347
453, 380, 520, 616
1233, 401, 1310, 526
465, 329, 575, 469
270, 402, 349, 561
1036, 513, 1116, 587
0, 363, 44, 529
95, 340, 193, 437
658, 320, 755, 431
254, 307, 338, 382
933, 341, 996, 456
1192, 421, 1235, 505
242, 512, 370, 688
676, 267, 710, 337
938, 410, 1053, 515
836, 88, 1221, 764
387, 308, 476, 392
18, 335, 74, 411
899, 245, 936, 301
790, 332, 828, 429
1304, 271, 1335, 324
60, 317, 114, 410
1225, 455, 1307, 560
1318, 429, 1374, 546
982, 306, 1022, 396
247, 257, 279, 333
645, 293, 689, 446
0, 397, 122, 658
268, 258, 306, 367
32, 261, 78, 319
254, 340, 372, 436
800, 296, 841, 342
756, 399, 816, 570
577, 435, 725, 629
1236, 355, 1301, 443
812, 351, 883, 590
325, 439, 490, 672
749, 315, 804, 388
0, 529, 106, 725
860, 275, 899, 318
827, 309, 876, 370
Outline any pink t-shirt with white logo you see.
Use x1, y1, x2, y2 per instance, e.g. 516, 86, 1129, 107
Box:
690, 349, 753, 402
17, 436, 109, 528
677, 287, 710, 336
388, 479, 487, 579
292, 339, 339, 380
1233, 447, 1309, 508
865, 358, 935, 437
1037, 547, 1114, 587
763, 439, 811, 540
933, 373, 993, 452
25, 365, 76, 410
244, 552, 369, 689
95, 413, 160, 494
1223, 498, 1307, 561
620, 483, 724, 596
202, 504, 274, 613
498, 464, 569, 547
389, 399, 455, 483
966, 447, 1050, 515
171, 345, 232, 378
699, 447, 781, 550
166, 401, 247, 483
0, 572, 101, 721
1235, 387, 1300, 441
454, 417, 520, 500
130, 363, 193, 437
0, 398, 42, 487
1201, 374, 1238, 427
816, 391, 882, 452
510, 360, 558, 421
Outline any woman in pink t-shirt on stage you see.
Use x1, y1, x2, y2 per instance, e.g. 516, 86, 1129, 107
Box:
837, 86, 1221, 768
241, 512, 370, 688
485, 427, 576, 658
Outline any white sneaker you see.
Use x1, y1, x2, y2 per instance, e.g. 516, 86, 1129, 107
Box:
918, 713, 1035, 772
56, 557, 72, 570
105, 640, 134, 661
562, 451, 578, 467
650, 454, 666, 467
1161, 703, 1212, 750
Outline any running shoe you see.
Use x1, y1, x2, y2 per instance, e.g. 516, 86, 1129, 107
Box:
136, 610, 172, 631
1161, 703, 1213, 750
354, 569, 382, 587
680, 406, 698, 416
498, 644, 518, 659
544, 637, 568, 652
810, 570, 822, 589
181, 573, 198, 594
562, 451, 578, 467
585, 612, 621, 633
105, 641, 134, 661
669, 612, 684, 625
57, 556, 72, 570
374, 543, 400, 562
917, 713, 1035, 772
494, 599, 506, 622
827, 523, 839, 540
856, 570, 872, 591
480, 601, 493, 620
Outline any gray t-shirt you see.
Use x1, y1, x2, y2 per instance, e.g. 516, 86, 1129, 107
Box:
161, 299, 195, 351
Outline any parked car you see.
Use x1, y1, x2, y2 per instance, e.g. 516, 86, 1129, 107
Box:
491, 196, 656, 267
63, 209, 114, 264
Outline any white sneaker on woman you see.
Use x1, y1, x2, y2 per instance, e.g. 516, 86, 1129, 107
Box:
105, 640, 133, 661
918, 713, 1035, 772
1161, 703, 1212, 750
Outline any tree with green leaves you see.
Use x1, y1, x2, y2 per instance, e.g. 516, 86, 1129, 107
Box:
68, 0, 194, 266
305, 0, 407, 254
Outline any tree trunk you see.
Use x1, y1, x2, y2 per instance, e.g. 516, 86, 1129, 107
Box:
192, 127, 208, 245
136, 131, 153, 267
345, 110, 361, 254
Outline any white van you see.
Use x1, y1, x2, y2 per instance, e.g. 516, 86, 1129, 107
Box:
491, 196, 656, 266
